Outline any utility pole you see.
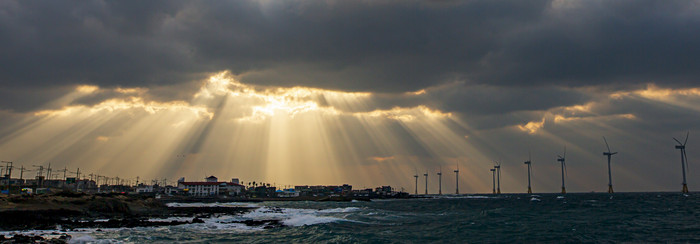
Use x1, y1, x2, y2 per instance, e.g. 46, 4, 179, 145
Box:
1, 161, 12, 195
45, 163, 51, 180
33, 165, 44, 187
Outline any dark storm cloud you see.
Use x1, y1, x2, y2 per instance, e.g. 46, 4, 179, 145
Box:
1, 0, 699, 113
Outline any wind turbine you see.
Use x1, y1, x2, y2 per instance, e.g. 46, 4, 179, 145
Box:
424, 171, 429, 195
524, 152, 532, 194
454, 165, 460, 195
490, 168, 496, 194
673, 132, 690, 193
494, 161, 501, 194
414, 171, 419, 195
603, 137, 618, 193
437, 166, 442, 195
557, 147, 567, 194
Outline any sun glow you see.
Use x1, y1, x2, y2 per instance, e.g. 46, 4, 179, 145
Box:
0, 71, 521, 193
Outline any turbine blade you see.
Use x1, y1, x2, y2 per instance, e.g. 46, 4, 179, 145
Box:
685, 131, 689, 145
674, 137, 683, 145
603, 136, 611, 153
684, 149, 689, 172
564, 146, 566, 159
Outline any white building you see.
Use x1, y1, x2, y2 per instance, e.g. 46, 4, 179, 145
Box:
136, 184, 153, 193
177, 176, 244, 197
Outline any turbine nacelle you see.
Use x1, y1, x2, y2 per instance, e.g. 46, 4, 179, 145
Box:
603, 152, 618, 156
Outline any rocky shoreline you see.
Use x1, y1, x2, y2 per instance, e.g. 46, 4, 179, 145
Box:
0, 192, 260, 232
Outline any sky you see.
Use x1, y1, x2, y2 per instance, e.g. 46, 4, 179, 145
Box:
0, 0, 699, 193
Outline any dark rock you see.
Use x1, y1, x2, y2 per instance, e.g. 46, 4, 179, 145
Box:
235, 219, 283, 229
54, 190, 86, 198
192, 217, 205, 224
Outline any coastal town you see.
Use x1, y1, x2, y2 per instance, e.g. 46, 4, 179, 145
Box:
0, 163, 408, 201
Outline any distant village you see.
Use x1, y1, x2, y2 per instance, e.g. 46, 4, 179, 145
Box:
0, 163, 408, 200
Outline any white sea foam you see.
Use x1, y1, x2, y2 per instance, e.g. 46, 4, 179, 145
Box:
69, 235, 97, 244
530, 197, 541, 201
319, 207, 361, 213
239, 206, 360, 227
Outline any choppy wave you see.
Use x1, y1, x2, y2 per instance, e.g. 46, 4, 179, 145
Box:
6, 193, 699, 243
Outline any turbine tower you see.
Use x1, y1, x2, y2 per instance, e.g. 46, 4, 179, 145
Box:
414, 172, 419, 195
557, 148, 567, 194
490, 168, 496, 194
524, 153, 532, 194
454, 165, 460, 195
437, 166, 442, 195
424, 172, 429, 195
603, 137, 618, 193
494, 161, 501, 194
673, 132, 690, 193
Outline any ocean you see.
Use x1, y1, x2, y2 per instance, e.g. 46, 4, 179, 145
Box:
6, 193, 700, 243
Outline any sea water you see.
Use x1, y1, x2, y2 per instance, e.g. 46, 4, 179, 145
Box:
5, 193, 700, 243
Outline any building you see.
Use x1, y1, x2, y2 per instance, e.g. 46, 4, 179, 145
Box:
177, 176, 244, 197
136, 184, 154, 194
276, 188, 300, 197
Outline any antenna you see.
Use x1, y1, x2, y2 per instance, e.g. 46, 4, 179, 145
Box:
674, 132, 690, 193
603, 137, 618, 193
557, 146, 567, 194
